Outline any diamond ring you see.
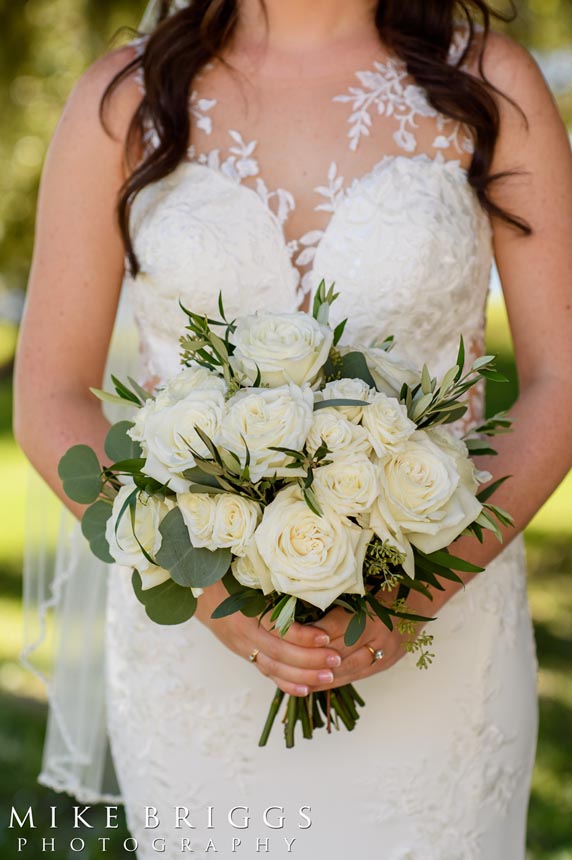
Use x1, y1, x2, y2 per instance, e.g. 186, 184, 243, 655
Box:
365, 644, 385, 664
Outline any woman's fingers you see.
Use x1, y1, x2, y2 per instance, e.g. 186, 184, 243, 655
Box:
254, 650, 337, 693
257, 626, 342, 670
310, 607, 353, 644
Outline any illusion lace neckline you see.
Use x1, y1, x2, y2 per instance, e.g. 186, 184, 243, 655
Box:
133, 28, 476, 303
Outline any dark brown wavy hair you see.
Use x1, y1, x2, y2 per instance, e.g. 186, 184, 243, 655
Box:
102, 0, 529, 276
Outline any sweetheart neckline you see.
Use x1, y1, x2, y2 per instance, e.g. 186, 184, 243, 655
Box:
134, 152, 480, 311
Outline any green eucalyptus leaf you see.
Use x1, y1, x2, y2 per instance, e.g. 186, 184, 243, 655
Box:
240, 595, 269, 618
132, 570, 197, 625
312, 279, 327, 320
90, 388, 136, 407
302, 486, 324, 517
333, 319, 347, 347
477, 475, 511, 503
455, 337, 465, 381
344, 611, 367, 647
187, 483, 227, 495
418, 548, 484, 573
484, 503, 514, 527
221, 568, 246, 595
476, 510, 503, 541
81, 500, 114, 563
105, 421, 143, 463
133, 474, 165, 494
439, 365, 459, 393
338, 352, 377, 389
479, 368, 508, 383
411, 392, 434, 421
472, 354, 496, 371
421, 365, 432, 395
108, 458, 147, 473
391, 608, 435, 623
313, 398, 370, 412
365, 594, 394, 632
465, 438, 498, 456
58, 445, 102, 504
156, 508, 231, 588
111, 375, 141, 405
210, 591, 252, 619
127, 377, 153, 402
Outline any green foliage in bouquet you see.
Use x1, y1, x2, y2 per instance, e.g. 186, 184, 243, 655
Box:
58, 281, 514, 748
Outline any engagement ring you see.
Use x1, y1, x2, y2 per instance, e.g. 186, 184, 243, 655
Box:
366, 644, 385, 664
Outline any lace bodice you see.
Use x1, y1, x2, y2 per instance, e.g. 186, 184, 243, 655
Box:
126, 29, 493, 424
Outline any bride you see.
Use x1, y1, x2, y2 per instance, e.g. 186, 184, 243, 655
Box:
13, 0, 572, 857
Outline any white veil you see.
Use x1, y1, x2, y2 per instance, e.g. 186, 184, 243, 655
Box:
19, 0, 189, 805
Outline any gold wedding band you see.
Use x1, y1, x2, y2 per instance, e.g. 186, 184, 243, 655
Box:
365, 644, 385, 665
248, 648, 260, 663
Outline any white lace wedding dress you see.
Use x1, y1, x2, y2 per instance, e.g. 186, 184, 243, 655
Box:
104, 33, 538, 860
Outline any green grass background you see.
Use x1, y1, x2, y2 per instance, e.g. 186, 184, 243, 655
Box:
0, 298, 571, 858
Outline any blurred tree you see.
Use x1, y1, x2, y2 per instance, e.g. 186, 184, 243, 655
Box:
0, 0, 146, 299
0, 0, 570, 299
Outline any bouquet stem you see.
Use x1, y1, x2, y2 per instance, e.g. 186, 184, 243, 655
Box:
258, 684, 366, 747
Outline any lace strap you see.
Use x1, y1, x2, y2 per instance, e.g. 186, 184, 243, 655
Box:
448, 22, 483, 69
130, 35, 148, 98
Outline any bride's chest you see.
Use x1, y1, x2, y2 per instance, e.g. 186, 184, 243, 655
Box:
126, 33, 493, 379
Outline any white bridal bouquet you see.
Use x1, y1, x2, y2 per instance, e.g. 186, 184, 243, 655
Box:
59, 283, 513, 747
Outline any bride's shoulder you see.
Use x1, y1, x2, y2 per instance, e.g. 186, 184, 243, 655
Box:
66, 40, 141, 132
478, 30, 544, 92
59, 42, 143, 148
464, 29, 551, 114
463, 28, 560, 140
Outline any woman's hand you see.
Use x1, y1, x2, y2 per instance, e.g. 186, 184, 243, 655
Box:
305, 604, 411, 692
194, 581, 343, 697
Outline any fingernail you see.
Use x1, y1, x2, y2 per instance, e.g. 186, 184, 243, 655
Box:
296, 685, 309, 695
326, 654, 341, 668
315, 634, 330, 646
318, 670, 334, 683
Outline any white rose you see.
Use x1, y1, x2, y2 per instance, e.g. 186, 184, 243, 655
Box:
254, 484, 373, 611
313, 457, 379, 517
134, 389, 226, 493
232, 540, 274, 594
215, 384, 314, 482
316, 377, 374, 423
362, 392, 416, 457
212, 494, 262, 556
230, 312, 333, 387
128, 396, 158, 443
426, 426, 481, 494
306, 410, 372, 460
359, 346, 419, 398
106, 485, 179, 591
155, 365, 227, 406
177, 492, 218, 549
377, 430, 482, 554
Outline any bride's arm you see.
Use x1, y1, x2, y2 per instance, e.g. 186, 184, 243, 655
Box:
13, 47, 139, 519
314, 33, 572, 684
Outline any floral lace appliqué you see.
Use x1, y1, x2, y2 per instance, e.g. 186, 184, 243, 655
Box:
334, 56, 473, 155
132, 34, 476, 302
